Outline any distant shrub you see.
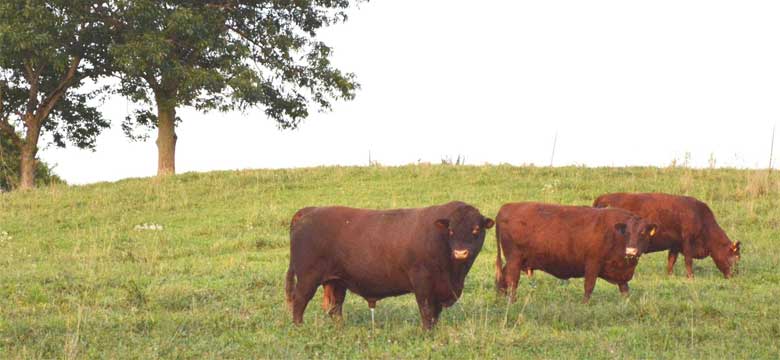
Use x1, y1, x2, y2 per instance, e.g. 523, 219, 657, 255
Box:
0, 135, 64, 191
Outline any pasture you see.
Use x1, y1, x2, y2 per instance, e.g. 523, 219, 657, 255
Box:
0, 165, 778, 358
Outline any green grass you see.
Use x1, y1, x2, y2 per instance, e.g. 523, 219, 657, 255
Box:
1, 165, 779, 359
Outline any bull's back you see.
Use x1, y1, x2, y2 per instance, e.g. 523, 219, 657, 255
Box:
291, 206, 422, 257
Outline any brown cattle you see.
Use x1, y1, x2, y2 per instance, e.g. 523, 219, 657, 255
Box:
285, 201, 494, 329
495, 202, 657, 303
593, 192, 741, 278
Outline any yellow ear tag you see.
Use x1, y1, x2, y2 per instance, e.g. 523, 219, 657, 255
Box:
649, 228, 656, 236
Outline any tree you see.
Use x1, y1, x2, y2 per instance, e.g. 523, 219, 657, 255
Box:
102, 0, 360, 176
0, 130, 63, 191
0, 1, 111, 190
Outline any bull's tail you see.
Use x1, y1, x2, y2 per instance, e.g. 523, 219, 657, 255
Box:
286, 208, 309, 312
285, 263, 296, 312
495, 220, 505, 293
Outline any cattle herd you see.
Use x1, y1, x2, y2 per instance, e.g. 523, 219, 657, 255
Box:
285, 193, 742, 330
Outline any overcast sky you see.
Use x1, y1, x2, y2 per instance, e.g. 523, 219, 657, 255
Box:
40, 0, 780, 185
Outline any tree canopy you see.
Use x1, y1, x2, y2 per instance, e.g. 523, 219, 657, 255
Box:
100, 0, 362, 175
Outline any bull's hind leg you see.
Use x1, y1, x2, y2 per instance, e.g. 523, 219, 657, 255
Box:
292, 275, 320, 325
502, 257, 524, 303
321, 283, 335, 312
326, 283, 347, 319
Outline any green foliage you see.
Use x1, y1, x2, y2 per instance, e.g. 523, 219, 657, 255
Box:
0, 0, 111, 149
0, 165, 778, 358
103, 0, 361, 138
0, 134, 63, 191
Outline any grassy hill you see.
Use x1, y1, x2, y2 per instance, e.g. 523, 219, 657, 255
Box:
1, 165, 778, 358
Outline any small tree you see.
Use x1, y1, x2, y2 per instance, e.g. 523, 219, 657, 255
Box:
0, 0, 111, 190
0, 131, 63, 191
102, 0, 361, 175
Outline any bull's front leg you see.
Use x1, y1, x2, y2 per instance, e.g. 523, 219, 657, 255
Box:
667, 250, 679, 275
618, 282, 629, 297
410, 268, 437, 330
582, 261, 601, 304
681, 240, 695, 279
431, 301, 443, 325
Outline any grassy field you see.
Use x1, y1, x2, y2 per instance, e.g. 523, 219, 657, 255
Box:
1, 165, 779, 359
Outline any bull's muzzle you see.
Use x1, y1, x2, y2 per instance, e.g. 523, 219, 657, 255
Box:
453, 249, 470, 260
625, 247, 639, 260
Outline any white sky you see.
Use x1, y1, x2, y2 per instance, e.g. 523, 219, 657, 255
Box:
40, 0, 780, 185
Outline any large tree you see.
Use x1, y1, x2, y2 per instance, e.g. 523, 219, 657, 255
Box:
102, 0, 361, 176
0, 0, 111, 190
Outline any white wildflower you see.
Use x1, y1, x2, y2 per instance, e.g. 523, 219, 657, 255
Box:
133, 223, 164, 231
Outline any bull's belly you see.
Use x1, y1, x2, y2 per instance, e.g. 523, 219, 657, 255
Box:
528, 259, 585, 279
342, 280, 412, 300
646, 237, 680, 253
327, 271, 413, 301
329, 272, 458, 306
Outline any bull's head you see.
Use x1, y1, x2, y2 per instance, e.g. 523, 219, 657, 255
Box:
716, 240, 741, 278
729, 241, 742, 276
435, 215, 494, 263
614, 219, 657, 260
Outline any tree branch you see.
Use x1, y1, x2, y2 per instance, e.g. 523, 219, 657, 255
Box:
92, 3, 127, 30
35, 56, 82, 123
0, 81, 4, 116
143, 71, 161, 93
226, 24, 263, 49
205, 1, 237, 11
23, 60, 41, 115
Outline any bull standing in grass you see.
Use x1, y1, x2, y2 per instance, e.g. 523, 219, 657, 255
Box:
286, 201, 494, 329
495, 202, 657, 303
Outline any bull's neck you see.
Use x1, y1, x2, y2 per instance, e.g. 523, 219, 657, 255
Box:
448, 259, 473, 295
703, 220, 732, 250
703, 221, 734, 276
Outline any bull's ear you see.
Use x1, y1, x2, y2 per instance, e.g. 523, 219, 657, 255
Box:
614, 223, 627, 236
483, 217, 495, 229
434, 219, 450, 230
733, 241, 741, 252
646, 224, 658, 238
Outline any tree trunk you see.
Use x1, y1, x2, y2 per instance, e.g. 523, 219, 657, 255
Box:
19, 143, 37, 190
19, 116, 41, 190
156, 103, 177, 176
